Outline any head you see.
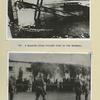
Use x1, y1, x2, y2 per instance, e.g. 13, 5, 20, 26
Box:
37, 72, 44, 79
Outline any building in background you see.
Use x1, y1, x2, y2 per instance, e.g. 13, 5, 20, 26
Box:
9, 60, 32, 81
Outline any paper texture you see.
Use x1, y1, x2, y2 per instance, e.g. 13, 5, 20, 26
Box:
0, 0, 100, 100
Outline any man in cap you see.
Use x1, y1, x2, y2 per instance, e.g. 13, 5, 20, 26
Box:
34, 72, 46, 100
9, 76, 14, 100
82, 80, 89, 100
75, 78, 82, 100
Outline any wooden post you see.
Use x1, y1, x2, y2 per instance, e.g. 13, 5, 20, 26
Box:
8, 0, 14, 23
34, 0, 43, 28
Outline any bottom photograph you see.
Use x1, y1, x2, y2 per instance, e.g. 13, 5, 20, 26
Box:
8, 53, 91, 100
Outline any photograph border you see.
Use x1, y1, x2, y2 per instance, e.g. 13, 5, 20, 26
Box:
7, 51, 92, 100
6, 0, 91, 40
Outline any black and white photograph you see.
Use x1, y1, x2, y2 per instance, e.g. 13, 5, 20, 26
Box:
8, 53, 91, 100
8, 0, 90, 38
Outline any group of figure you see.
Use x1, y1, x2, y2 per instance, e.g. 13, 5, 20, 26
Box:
9, 72, 90, 100
9, 73, 46, 100
75, 78, 90, 100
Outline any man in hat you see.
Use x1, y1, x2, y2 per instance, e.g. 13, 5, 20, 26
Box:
75, 78, 82, 100
9, 77, 14, 100
82, 80, 89, 100
34, 73, 46, 100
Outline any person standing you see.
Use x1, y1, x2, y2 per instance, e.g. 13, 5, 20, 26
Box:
9, 78, 14, 100
82, 80, 89, 100
75, 79, 82, 100
34, 73, 46, 100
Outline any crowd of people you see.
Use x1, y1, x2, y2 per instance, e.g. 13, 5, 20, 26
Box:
9, 72, 90, 100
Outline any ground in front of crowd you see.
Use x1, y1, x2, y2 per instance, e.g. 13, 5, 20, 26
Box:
13, 91, 90, 100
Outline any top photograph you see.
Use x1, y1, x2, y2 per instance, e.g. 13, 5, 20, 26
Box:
8, 0, 90, 39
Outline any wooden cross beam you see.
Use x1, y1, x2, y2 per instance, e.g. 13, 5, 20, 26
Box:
19, 1, 74, 17
34, 0, 43, 27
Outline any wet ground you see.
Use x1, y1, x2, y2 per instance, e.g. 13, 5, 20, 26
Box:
10, 15, 89, 38
13, 92, 90, 100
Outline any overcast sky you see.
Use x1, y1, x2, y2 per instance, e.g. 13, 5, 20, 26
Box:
9, 53, 91, 66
